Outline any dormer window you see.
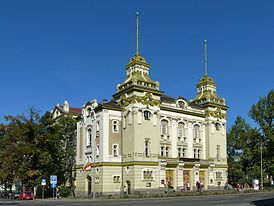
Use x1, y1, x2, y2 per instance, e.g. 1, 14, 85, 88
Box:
178, 101, 185, 108
87, 107, 93, 117
143, 111, 151, 120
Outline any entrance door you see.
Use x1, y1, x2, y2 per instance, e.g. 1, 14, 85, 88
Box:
199, 171, 205, 185
166, 170, 174, 187
126, 181, 131, 194
183, 170, 190, 189
87, 175, 92, 195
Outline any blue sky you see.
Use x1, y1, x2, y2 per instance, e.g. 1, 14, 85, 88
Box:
0, 0, 273, 129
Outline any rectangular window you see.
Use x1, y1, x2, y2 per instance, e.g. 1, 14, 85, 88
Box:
143, 170, 153, 180
160, 146, 164, 156
178, 148, 181, 158
216, 172, 222, 179
113, 144, 118, 157
217, 145, 220, 161
145, 140, 149, 157
166, 147, 169, 157
194, 149, 197, 158
112, 120, 119, 133
113, 175, 120, 183
96, 145, 99, 157
182, 148, 186, 157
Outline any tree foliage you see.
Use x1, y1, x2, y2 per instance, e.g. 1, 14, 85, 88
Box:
0, 109, 77, 192
227, 90, 274, 185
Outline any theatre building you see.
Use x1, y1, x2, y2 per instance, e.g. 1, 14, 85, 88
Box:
74, 15, 228, 196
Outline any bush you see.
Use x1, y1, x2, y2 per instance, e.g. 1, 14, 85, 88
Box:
60, 186, 70, 198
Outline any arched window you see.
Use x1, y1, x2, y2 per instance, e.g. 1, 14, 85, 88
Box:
87, 128, 92, 146
143, 111, 151, 120
112, 120, 119, 133
161, 120, 169, 136
178, 122, 185, 140
87, 107, 92, 117
193, 124, 200, 139
178, 101, 185, 108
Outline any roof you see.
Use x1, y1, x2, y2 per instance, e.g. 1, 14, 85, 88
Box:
69, 107, 82, 115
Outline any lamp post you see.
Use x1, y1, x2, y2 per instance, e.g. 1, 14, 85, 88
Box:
260, 142, 263, 190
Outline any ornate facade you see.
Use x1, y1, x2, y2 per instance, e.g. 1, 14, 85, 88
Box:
74, 47, 228, 195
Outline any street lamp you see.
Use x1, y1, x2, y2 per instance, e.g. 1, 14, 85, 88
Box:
260, 140, 269, 190
260, 142, 263, 190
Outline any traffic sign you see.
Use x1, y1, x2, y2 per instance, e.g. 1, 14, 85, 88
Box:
51, 183, 56, 189
50, 175, 57, 184
41, 178, 46, 186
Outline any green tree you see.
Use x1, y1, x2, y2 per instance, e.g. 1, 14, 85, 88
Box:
249, 90, 274, 180
227, 116, 261, 185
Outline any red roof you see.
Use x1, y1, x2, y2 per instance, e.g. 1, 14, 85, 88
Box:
69, 107, 81, 115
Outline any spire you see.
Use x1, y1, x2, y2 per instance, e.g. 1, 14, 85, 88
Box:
136, 11, 139, 54
204, 40, 208, 76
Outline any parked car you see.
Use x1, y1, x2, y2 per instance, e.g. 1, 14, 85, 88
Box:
19, 192, 33, 200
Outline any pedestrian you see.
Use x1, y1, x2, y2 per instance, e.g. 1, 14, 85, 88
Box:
186, 181, 190, 191
56, 187, 60, 199
196, 181, 200, 192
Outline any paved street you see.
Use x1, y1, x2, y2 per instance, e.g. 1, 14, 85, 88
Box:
0, 192, 274, 206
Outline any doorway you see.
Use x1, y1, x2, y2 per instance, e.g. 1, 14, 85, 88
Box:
87, 175, 92, 195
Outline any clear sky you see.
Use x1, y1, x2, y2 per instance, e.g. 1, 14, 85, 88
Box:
0, 0, 273, 129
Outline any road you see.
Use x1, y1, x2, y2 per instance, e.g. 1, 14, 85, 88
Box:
0, 192, 274, 206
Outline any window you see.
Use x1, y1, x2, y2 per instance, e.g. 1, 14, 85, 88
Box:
143, 111, 151, 120
178, 101, 185, 108
113, 175, 120, 183
112, 120, 119, 133
160, 146, 164, 156
87, 128, 92, 146
87, 107, 92, 117
161, 120, 168, 136
194, 124, 200, 139
182, 148, 186, 157
217, 145, 220, 161
96, 121, 100, 132
145, 140, 150, 157
166, 147, 169, 157
178, 122, 185, 140
215, 123, 221, 131
143, 169, 153, 180
178, 148, 181, 158
112, 144, 119, 157
216, 172, 222, 179
96, 145, 99, 157
194, 148, 200, 159
95, 176, 100, 183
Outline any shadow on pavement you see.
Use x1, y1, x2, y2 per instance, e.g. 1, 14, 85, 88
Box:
252, 197, 274, 206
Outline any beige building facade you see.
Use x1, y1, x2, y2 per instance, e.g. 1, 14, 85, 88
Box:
74, 45, 228, 195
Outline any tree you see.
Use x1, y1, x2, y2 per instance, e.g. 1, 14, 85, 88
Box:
227, 116, 261, 185
249, 90, 274, 180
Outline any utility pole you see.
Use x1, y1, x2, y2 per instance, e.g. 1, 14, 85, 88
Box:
260, 142, 263, 190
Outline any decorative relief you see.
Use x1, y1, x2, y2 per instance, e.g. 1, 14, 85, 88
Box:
205, 108, 226, 119
119, 92, 160, 107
